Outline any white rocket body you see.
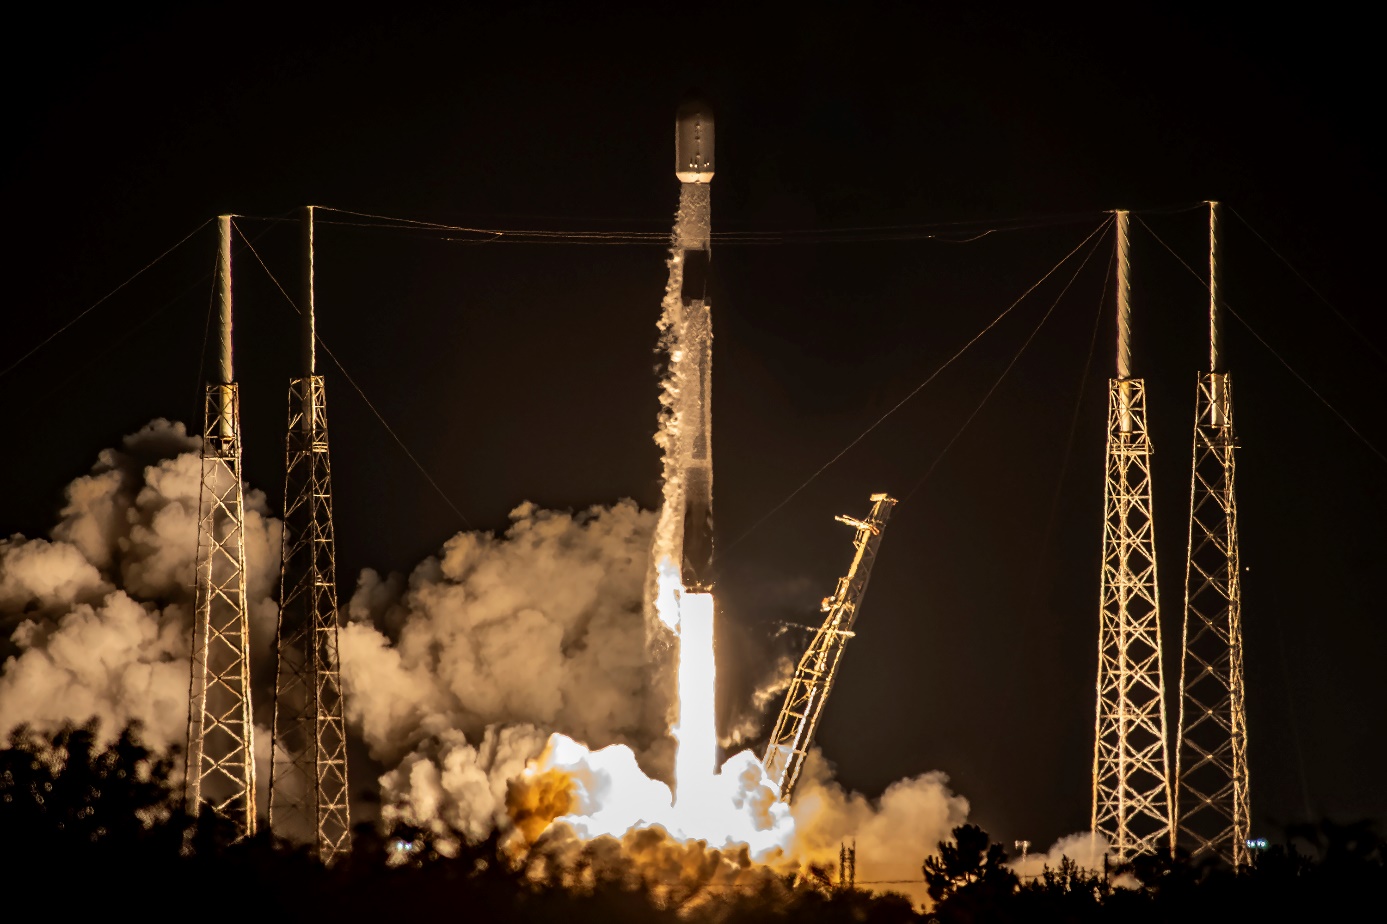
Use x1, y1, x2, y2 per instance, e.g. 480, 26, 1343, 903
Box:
674, 98, 715, 591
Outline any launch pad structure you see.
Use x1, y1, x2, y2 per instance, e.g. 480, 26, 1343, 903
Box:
184, 208, 352, 857
1175, 202, 1250, 868
166, 106, 1256, 868
269, 207, 352, 861
185, 216, 257, 837
764, 493, 897, 801
1090, 211, 1174, 860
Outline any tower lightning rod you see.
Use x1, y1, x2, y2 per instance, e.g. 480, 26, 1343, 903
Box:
302, 205, 316, 377
218, 215, 234, 436
1116, 210, 1132, 381
1209, 201, 1222, 375
1115, 210, 1134, 434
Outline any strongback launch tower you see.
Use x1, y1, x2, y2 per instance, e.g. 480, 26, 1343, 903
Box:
1175, 202, 1250, 868
674, 96, 716, 593
186, 215, 256, 837
764, 494, 897, 801
270, 206, 351, 860
1091, 211, 1173, 859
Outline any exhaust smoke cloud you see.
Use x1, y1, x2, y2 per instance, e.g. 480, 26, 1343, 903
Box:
0, 420, 1113, 905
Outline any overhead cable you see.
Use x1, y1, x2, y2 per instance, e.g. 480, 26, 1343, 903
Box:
721, 215, 1114, 554
295, 204, 1112, 247
1228, 206, 1385, 363
0, 218, 212, 380
903, 215, 1111, 499
231, 222, 474, 528
1135, 216, 1385, 465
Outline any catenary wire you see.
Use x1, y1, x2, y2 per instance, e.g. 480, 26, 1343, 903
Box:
902, 215, 1110, 500
971, 242, 1114, 782
298, 204, 1114, 246
720, 215, 1114, 555
1228, 205, 1385, 363
1135, 216, 1385, 464
1031, 251, 1112, 586
231, 221, 474, 528
0, 218, 212, 380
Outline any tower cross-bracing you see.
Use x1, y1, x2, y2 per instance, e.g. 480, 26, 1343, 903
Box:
186, 215, 257, 837
1175, 201, 1250, 868
270, 206, 351, 861
764, 493, 897, 801
1091, 211, 1173, 859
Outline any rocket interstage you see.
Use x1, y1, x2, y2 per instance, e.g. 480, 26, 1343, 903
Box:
674, 97, 715, 592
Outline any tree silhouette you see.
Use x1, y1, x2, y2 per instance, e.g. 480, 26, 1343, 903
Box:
0, 720, 177, 859
6, 722, 1387, 922
922, 824, 1019, 922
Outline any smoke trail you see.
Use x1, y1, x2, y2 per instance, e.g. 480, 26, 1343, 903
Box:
648, 232, 688, 637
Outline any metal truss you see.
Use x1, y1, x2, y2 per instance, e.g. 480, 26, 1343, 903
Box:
186, 383, 257, 837
1092, 378, 1173, 859
270, 375, 351, 861
1176, 372, 1249, 868
764, 493, 897, 801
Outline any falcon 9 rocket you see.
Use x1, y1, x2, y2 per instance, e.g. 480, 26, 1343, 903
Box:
674, 97, 715, 592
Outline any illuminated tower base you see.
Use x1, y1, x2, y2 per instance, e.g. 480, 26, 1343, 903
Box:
1176, 374, 1248, 867
1092, 378, 1173, 859
186, 388, 256, 833
270, 375, 350, 860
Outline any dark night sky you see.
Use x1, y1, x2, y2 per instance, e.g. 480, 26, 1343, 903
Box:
2, 3, 1382, 850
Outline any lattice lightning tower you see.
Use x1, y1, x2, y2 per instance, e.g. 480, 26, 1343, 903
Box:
186, 215, 257, 837
763, 493, 897, 801
270, 206, 352, 860
1175, 201, 1250, 867
1091, 210, 1173, 859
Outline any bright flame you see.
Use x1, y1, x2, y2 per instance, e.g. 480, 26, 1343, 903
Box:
518, 585, 794, 859
525, 735, 793, 858
654, 557, 682, 631
673, 592, 717, 812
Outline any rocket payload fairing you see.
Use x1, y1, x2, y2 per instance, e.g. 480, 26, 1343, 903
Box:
675, 97, 715, 592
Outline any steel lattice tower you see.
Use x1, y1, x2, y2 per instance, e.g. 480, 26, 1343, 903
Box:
186, 216, 257, 837
763, 493, 896, 801
1175, 202, 1249, 868
270, 206, 351, 860
1091, 211, 1173, 859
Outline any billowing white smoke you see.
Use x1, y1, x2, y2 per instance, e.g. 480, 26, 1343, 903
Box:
1009, 830, 1118, 881
0, 420, 281, 806
0, 421, 1018, 906
788, 749, 970, 903
338, 500, 679, 848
